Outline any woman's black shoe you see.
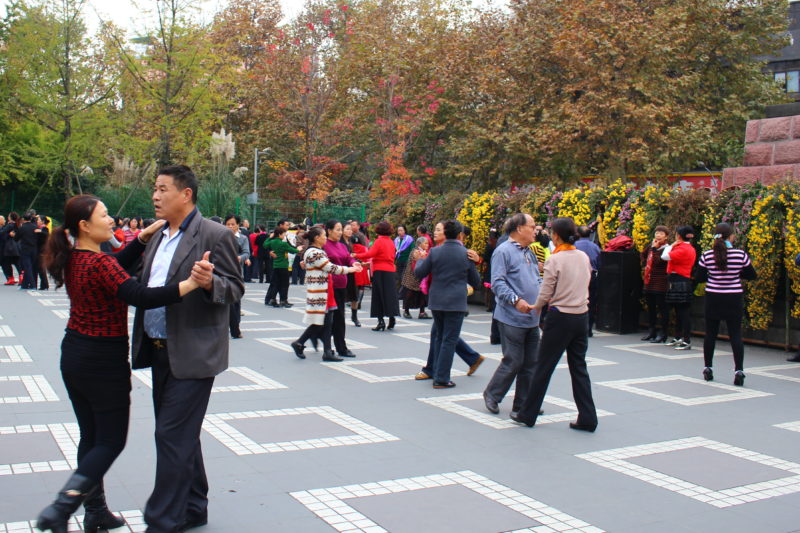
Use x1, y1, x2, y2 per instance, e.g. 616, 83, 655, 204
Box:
650, 335, 667, 343
734, 371, 745, 386
372, 319, 386, 332
83, 483, 125, 533
387, 317, 396, 330
322, 350, 343, 362
37, 473, 95, 533
291, 341, 306, 359
351, 309, 361, 327
311, 337, 319, 351
641, 331, 656, 341
702, 367, 713, 381
403, 310, 412, 319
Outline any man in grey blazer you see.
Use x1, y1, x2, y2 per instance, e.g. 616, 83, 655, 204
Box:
414, 220, 482, 388
131, 165, 244, 533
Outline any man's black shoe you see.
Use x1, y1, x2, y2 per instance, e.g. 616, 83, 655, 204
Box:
338, 350, 356, 358
787, 353, 800, 363
483, 391, 499, 414
569, 422, 597, 433
509, 413, 534, 427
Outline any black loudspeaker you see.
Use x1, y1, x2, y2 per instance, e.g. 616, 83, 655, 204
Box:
597, 251, 642, 334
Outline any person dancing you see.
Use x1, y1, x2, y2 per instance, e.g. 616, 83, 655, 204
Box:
512, 217, 597, 431
37, 195, 201, 533
291, 226, 362, 361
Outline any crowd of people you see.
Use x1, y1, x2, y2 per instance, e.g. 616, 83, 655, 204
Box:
2, 166, 797, 532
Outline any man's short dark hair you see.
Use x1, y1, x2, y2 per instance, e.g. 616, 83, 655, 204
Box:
22, 209, 36, 221
443, 220, 463, 240
158, 165, 198, 204
577, 225, 591, 239
224, 214, 240, 225
417, 224, 428, 234
462, 225, 472, 237
278, 218, 290, 227
504, 213, 528, 235
209, 216, 222, 224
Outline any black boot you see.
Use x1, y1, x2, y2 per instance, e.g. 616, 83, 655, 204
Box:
372, 318, 386, 331
387, 316, 396, 330
351, 308, 361, 327
83, 482, 125, 533
641, 329, 657, 341
322, 350, 343, 362
37, 473, 95, 533
403, 309, 412, 319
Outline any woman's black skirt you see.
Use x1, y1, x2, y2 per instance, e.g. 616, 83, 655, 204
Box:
370, 270, 400, 318
61, 329, 131, 379
704, 292, 744, 322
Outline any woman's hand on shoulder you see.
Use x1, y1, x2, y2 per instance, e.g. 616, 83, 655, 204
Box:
138, 219, 167, 243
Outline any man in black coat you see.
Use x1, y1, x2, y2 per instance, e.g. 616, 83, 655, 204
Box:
15, 210, 38, 289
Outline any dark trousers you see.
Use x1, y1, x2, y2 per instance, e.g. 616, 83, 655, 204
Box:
485, 322, 540, 411
430, 311, 466, 383
671, 302, 692, 341
291, 255, 305, 284
703, 293, 745, 371
37, 254, 49, 289
19, 250, 36, 288
146, 347, 214, 533
422, 324, 480, 376
62, 371, 130, 482
265, 268, 290, 303
247, 256, 259, 282
1, 256, 19, 280
645, 291, 668, 335
229, 302, 241, 337
517, 310, 597, 427
323, 288, 349, 354
258, 255, 271, 283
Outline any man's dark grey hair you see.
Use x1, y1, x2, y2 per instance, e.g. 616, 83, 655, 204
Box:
504, 213, 529, 235
577, 225, 591, 238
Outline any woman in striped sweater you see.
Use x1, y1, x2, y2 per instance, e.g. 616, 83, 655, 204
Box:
696, 223, 756, 386
291, 226, 362, 362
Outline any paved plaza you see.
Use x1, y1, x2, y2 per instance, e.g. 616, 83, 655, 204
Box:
0, 284, 799, 532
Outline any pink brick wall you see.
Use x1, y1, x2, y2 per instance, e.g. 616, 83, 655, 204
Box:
723, 115, 800, 189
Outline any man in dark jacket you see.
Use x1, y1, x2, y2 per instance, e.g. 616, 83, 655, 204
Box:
15, 210, 39, 289
414, 220, 482, 388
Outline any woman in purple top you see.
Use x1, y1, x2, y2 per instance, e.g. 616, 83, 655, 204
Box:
323, 220, 359, 360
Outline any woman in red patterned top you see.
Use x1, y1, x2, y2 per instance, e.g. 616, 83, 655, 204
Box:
36, 195, 201, 533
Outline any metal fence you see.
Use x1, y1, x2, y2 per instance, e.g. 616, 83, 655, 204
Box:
0, 188, 365, 229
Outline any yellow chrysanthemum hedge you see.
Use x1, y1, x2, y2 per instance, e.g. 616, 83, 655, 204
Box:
457, 191, 496, 252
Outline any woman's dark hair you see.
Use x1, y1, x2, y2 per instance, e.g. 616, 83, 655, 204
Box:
324, 219, 341, 233
271, 226, 287, 238
129, 216, 142, 229
417, 224, 428, 234
142, 218, 155, 228
7, 211, 19, 223
224, 213, 240, 225
306, 225, 326, 246
712, 222, 732, 271
551, 217, 578, 245
360, 223, 370, 240
374, 220, 393, 236
44, 195, 101, 289
654, 225, 670, 235
676, 225, 695, 240
396, 224, 407, 235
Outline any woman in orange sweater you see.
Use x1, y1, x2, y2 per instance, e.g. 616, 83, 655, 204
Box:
354, 220, 400, 331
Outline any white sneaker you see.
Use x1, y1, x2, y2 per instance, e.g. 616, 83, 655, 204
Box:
675, 340, 692, 350
665, 338, 680, 346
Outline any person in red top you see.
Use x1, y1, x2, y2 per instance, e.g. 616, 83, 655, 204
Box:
662, 225, 697, 350
354, 220, 400, 331
36, 195, 202, 533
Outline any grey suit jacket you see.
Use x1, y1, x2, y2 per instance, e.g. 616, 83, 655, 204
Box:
131, 211, 245, 379
414, 239, 482, 312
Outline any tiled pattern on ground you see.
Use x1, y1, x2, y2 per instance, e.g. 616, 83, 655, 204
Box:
596, 374, 772, 405
202, 406, 399, 455
0, 510, 145, 533
290, 470, 604, 533
322, 358, 466, 383
577, 437, 800, 508
133, 367, 288, 393
0, 345, 32, 363
0, 375, 59, 403
0, 423, 80, 474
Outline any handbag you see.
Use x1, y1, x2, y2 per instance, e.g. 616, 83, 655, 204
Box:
665, 276, 693, 304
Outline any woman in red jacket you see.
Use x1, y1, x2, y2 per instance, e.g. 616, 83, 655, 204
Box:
662, 225, 697, 350
354, 220, 400, 331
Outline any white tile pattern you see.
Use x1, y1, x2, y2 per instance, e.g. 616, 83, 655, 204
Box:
0, 423, 80, 475
256, 337, 377, 353
0, 345, 32, 363
290, 470, 604, 533
577, 437, 800, 508
202, 406, 399, 455
133, 367, 287, 393
605, 343, 730, 360
747, 363, 800, 384
0, 375, 59, 403
323, 358, 466, 383
418, 393, 615, 429
597, 374, 772, 405
0, 510, 145, 532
